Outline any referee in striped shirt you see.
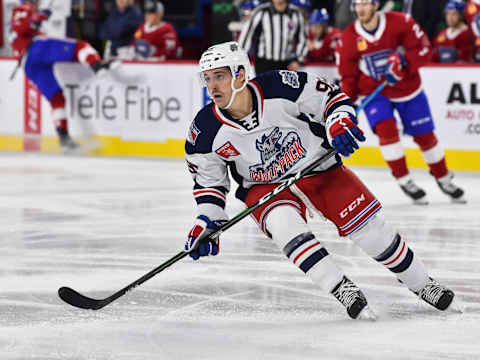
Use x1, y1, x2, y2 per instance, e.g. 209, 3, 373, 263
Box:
238, 0, 308, 75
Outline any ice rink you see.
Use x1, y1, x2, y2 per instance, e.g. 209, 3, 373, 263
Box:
1, 152, 479, 360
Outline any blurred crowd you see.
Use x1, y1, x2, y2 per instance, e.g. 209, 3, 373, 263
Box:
71, 0, 180, 61
229, 0, 480, 64
4, 0, 480, 63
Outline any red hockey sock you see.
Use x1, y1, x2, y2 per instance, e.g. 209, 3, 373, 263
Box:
50, 92, 68, 132
375, 119, 409, 179
413, 132, 448, 179
74, 41, 101, 66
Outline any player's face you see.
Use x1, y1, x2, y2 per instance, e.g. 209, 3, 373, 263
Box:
145, 13, 162, 25
355, 3, 377, 25
310, 23, 327, 39
203, 68, 233, 107
445, 10, 461, 28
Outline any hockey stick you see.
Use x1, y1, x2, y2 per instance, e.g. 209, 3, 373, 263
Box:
58, 149, 337, 310
356, 81, 386, 113
9, 0, 55, 81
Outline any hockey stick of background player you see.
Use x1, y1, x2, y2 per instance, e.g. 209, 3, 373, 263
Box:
57, 86, 382, 311
58, 148, 338, 310
355, 81, 387, 114
9, 0, 55, 81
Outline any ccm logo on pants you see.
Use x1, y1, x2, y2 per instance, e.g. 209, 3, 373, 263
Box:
339, 194, 365, 219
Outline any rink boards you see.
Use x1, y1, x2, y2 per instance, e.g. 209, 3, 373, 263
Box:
0, 58, 479, 170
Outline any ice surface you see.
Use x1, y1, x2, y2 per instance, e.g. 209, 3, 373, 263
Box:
0, 153, 479, 360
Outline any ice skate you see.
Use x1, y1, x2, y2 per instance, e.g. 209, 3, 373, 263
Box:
59, 133, 80, 154
414, 277, 455, 311
397, 177, 428, 205
331, 276, 372, 319
436, 172, 466, 204
91, 59, 121, 77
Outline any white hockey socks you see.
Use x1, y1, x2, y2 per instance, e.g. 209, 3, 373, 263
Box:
266, 206, 344, 293
349, 213, 428, 292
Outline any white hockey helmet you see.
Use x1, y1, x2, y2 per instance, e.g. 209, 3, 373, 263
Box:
198, 41, 251, 109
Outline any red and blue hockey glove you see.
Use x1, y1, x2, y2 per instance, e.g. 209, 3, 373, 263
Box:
326, 112, 365, 157
385, 52, 406, 85
185, 215, 227, 260
32, 9, 51, 28
39, 9, 52, 18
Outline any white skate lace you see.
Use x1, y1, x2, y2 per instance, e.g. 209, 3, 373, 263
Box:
403, 180, 422, 193
439, 181, 458, 194
419, 280, 444, 305
333, 280, 360, 308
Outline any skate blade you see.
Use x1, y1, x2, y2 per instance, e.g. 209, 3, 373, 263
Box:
413, 198, 429, 206
446, 299, 464, 314
451, 196, 467, 204
357, 305, 377, 321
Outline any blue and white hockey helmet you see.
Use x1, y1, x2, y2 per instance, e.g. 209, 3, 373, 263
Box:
309, 8, 330, 25
198, 42, 251, 109
198, 41, 251, 84
445, 0, 465, 13
292, 0, 312, 12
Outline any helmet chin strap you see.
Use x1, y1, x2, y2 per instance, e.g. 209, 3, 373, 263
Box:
220, 75, 248, 110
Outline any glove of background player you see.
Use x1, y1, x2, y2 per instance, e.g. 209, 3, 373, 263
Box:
185, 215, 226, 260
384, 52, 406, 85
326, 112, 365, 157
32, 9, 51, 28
134, 39, 157, 59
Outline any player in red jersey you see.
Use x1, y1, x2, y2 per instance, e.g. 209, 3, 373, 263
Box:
464, 0, 480, 62
433, 1, 473, 63
307, 8, 342, 63
10, 0, 116, 152
337, 0, 466, 204
133, 0, 179, 60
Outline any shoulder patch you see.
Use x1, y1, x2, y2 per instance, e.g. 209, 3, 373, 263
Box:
278, 70, 300, 89
187, 121, 201, 145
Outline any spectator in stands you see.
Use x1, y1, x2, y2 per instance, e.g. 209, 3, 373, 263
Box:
464, 0, 480, 62
133, 0, 179, 60
238, 0, 308, 75
433, 0, 473, 63
99, 0, 143, 59
307, 8, 342, 63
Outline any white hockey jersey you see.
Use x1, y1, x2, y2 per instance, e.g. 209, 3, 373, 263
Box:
185, 70, 356, 220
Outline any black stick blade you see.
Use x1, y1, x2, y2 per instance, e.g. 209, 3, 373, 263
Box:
58, 286, 106, 310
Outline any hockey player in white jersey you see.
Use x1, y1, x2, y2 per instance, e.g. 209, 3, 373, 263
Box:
184, 41, 455, 319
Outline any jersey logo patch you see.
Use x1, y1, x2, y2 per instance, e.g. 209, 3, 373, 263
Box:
279, 70, 300, 88
361, 49, 394, 81
249, 127, 307, 182
215, 142, 240, 159
187, 122, 201, 145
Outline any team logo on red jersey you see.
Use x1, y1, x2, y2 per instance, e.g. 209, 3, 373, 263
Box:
215, 142, 240, 159
187, 122, 201, 145
468, 4, 477, 15
357, 38, 367, 51
249, 127, 307, 182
